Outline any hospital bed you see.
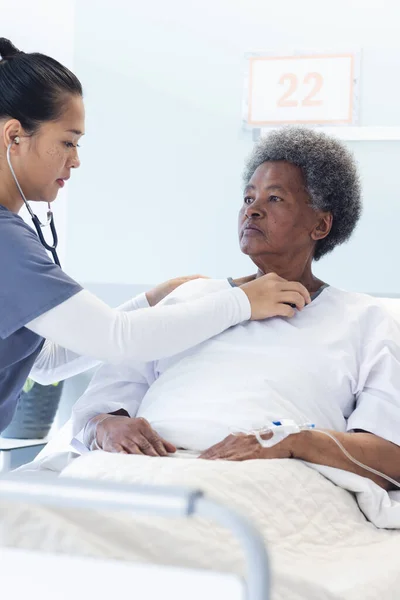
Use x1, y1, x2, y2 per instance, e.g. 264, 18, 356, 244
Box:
0, 472, 270, 600
2, 294, 400, 600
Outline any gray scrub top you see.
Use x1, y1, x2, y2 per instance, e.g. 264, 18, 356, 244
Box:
0, 205, 82, 432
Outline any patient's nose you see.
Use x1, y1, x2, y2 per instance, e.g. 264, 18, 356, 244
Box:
245, 202, 263, 219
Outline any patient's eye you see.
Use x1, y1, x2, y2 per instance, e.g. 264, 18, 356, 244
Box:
244, 196, 253, 205
269, 195, 283, 203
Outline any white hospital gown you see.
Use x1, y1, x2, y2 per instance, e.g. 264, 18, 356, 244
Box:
71, 279, 400, 452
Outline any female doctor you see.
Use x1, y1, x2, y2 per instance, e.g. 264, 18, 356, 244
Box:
0, 39, 312, 433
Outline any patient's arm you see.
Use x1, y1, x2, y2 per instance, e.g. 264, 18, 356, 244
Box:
71, 361, 154, 449
200, 429, 400, 490
295, 307, 400, 490
293, 429, 400, 491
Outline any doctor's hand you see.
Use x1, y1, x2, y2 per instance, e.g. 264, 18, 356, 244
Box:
240, 273, 311, 320
146, 275, 208, 307
93, 415, 176, 456
199, 432, 294, 461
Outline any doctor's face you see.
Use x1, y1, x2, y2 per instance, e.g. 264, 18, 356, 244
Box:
10, 94, 85, 203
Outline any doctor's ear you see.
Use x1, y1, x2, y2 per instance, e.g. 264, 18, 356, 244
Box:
2, 119, 23, 149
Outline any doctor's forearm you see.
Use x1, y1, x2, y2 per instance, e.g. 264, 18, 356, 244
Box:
292, 430, 400, 490
30, 293, 150, 384
26, 287, 250, 364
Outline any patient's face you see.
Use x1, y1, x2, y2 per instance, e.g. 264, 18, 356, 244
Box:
238, 161, 319, 264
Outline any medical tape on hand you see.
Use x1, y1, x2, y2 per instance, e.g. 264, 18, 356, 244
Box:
233, 420, 315, 448
257, 420, 302, 447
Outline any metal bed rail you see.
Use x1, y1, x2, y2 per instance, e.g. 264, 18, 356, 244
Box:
0, 473, 270, 599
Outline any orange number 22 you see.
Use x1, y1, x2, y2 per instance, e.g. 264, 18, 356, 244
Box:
277, 72, 324, 108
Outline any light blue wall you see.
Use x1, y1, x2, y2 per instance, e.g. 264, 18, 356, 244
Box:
314, 141, 400, 294
66, 0, 400, 295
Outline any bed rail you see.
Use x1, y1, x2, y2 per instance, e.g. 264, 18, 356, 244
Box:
0, 473, 270, 600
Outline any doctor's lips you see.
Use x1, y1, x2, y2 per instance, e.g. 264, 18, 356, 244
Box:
56, 177, 70, 188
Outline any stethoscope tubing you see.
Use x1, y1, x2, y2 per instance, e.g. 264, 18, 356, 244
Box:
6, 142, 61, 266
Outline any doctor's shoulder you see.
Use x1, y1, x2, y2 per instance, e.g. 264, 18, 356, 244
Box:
0, 205, 46, 252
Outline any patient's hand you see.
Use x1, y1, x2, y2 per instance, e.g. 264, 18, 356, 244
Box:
199, 432, 294, 461
94, 415, 176, 456
145, 275, 208, 306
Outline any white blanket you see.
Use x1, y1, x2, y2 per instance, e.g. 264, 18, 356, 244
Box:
308, 462, 400, 529
3, 452, 400, 599
28, 426, 400, 529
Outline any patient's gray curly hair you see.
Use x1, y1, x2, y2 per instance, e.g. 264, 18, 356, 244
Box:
243, 127, 362, 261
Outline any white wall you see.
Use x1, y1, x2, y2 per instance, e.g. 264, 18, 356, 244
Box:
66, 0, 400, 294
0, 0, 75, 266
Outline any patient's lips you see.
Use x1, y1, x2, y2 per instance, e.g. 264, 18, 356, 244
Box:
242, 222, 265, 236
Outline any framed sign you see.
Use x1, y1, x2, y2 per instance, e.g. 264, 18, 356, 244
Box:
243, 52, 360, 127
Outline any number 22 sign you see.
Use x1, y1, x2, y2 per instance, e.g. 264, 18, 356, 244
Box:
245, 53, 357, 126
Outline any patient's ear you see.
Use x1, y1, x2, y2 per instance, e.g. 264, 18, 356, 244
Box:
311, 212, 332, 241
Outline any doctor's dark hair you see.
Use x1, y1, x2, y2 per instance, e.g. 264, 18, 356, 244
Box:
0, 38, 82, 133
243, 127, 362, 261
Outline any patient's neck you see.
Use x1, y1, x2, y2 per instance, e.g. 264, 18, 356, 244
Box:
233, 258, 324, 294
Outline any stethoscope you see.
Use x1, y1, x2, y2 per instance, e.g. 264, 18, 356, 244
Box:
6, 137, 61, 267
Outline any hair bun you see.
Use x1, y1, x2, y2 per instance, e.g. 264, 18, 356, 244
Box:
0, 38, 22, 60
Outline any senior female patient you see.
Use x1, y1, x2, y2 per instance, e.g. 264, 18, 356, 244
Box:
71, 126, 400, 491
